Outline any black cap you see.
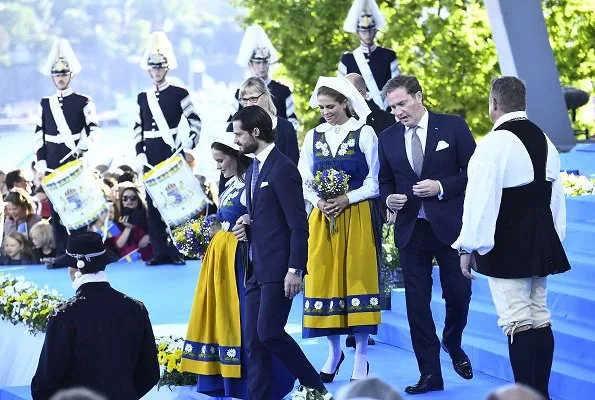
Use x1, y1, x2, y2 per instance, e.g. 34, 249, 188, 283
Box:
54, 232, 118, 273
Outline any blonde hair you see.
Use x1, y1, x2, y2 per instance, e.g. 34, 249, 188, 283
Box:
30, 220, 55, 250
239, 77, 277, 115
4, 231, 35, 260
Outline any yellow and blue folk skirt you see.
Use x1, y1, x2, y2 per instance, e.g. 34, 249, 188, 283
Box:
180, 231, 295, 399
303, 200, 381, 338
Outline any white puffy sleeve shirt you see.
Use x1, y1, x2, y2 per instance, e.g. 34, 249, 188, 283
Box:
298, 118, 379, 206
452, 112, 566, 255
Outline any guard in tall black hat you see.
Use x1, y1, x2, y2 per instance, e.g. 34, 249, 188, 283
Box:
34, 38, 102, 259
229, 24, 299, 131
31, 232, 160, 400
134, 31, 202, 266
339, 0, 400, 110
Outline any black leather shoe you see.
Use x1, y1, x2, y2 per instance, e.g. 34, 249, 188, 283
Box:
405, 374, 444, 394
350, 361, 370, 382
345, 335, 376, 348
320, 351, 345, 383
145, 256, 172, 266
441, 341, 473, 380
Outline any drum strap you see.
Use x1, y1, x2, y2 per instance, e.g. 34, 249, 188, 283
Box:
49, 95, 77, 151
145, 90, 176, 150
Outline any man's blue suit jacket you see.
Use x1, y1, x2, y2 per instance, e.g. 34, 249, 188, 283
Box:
378, 111, 476, 249
246, 145, 309, 283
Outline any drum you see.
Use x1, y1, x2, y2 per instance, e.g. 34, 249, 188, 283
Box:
42, 160, 108, 231
142, 155, 208, 228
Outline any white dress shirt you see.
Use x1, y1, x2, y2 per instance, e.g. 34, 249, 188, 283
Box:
298, 118, 379, 206
240, 143, 276, 207
404, 109, 429, 168
452, 111, 566, 255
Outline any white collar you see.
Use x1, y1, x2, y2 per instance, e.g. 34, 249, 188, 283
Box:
56, 87, 74, 98
492, 111, 528, 130
225, 176, 238, 187
263, 77, 272, 85
72, 271, 108, 292
255, 142, 275, 165
317, 117, 363, 133
406, 108, 429, 132
154, 80, 170, 92
359, 44, 378, 54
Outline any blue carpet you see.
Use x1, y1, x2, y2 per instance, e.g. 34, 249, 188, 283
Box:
0, 261, 514, 399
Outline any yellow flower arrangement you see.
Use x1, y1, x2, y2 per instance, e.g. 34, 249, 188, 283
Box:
155, 336, 197, 388
560, 171, 595, 196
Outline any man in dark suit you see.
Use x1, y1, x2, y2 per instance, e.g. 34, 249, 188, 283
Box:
378, 75, 476, 394
31, 232, 160, 400
231, 106, 331, 400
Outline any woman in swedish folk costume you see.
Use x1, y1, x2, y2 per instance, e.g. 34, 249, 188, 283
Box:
298, 76, 381, 382
180, 134, 294, 399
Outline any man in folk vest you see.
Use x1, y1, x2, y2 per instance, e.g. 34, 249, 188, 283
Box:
134, 31, 202, 266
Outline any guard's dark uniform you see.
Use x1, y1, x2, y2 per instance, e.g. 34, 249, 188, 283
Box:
34, 88, 100, 257
134, 81, 201, 260
34, 89, 99, 170
230, 79, 298, 131
338, 46, 399, 109
31, 282, 160, 400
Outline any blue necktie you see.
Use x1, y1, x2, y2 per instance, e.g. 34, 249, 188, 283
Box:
250, 158, 260, 201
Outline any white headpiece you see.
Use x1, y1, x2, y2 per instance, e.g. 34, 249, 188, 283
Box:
212, 133, 240, 151
140, 31, 178, 70
309, 76, 371, 122
42, 38, 82, 76
343, 0, 387, 33
212, 133, 255, 158
236, 24, 279, 67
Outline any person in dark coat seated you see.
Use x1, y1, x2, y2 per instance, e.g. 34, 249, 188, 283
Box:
31, 232, 160, 400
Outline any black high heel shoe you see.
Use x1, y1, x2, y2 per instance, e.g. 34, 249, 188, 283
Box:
350, 361, 370, 382
320, 351, 345, 383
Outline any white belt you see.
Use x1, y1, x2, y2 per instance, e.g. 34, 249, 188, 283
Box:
45, 133, 82, 144
144, 128, 178, 139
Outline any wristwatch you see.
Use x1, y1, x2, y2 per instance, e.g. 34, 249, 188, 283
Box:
458, 248, 471, 256
288, 268, 304, 277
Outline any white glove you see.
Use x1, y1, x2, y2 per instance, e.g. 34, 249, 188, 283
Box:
34, 160, 48, 174
181, 138, 194, 150
75, 140, 89, 157
135, 153, 148, 174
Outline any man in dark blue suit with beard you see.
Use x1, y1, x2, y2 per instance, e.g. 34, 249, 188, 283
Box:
231, 106, 331, 400
378, 75, 476, 394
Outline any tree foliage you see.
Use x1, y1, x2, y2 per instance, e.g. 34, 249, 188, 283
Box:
234, 0, 594, 138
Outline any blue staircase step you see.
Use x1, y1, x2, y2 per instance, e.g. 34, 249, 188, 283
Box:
404, 294, 595, 371
563, 220, 595, 254
411, 267, 595, 330
378, 309, 595, 400
550, 250, 595, 288
565, 196, 595, 223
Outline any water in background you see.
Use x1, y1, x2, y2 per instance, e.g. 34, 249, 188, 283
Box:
0, 85, 234, 182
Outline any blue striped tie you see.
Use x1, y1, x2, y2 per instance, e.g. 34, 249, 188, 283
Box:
250, 158, 260, 201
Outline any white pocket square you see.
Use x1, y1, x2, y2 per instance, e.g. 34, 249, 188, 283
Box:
436, 140, 450, 151
260, 181, 269, 188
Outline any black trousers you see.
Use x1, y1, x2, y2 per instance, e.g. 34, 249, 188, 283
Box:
146, 195, 181, 260
399, 219, 472, 377
244, 274, 324, 399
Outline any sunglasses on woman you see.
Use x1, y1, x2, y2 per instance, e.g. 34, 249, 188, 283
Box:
122, 195, 138, 202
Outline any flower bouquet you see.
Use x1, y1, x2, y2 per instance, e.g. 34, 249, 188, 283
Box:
306, 169, 350, 234
171, 215, 222, 260
560, 171, 595, 196
0, 273, 64, 334
156, 336, 198, 389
